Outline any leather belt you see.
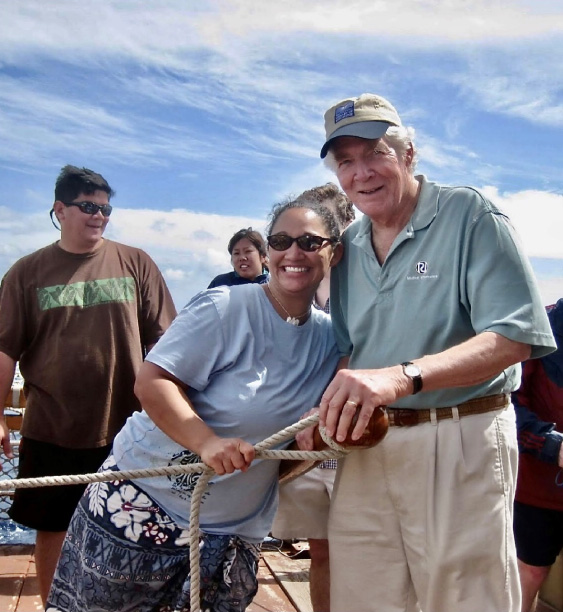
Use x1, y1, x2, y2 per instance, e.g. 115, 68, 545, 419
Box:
386, 393, 510, 427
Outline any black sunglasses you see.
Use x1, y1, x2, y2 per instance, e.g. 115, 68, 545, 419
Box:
62, 201, 113, 217
267, 233, 336, 252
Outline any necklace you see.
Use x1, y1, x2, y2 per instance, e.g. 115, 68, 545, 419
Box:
266, 284, 311, 326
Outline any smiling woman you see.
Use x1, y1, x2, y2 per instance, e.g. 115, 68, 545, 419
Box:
207, 227, 269, 288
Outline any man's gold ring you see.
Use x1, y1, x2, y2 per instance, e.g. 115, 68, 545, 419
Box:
345, 400, 358, 407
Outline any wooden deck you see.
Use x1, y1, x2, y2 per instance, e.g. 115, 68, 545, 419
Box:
0, 541, 313, 612
0, 545, 41, 612
1, 539, 563, 612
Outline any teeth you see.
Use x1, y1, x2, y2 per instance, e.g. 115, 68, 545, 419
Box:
285, 266, 307, 272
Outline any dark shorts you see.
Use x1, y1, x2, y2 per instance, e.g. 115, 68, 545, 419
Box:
8, 437, 111, 532
514, 500, 563, 566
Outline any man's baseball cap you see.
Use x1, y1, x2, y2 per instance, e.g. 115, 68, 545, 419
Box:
320, 93, 402, 158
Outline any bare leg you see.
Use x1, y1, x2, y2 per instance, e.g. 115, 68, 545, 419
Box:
309, 538, 330, 612
35, 530, 67, 605
517, 558, 551, 612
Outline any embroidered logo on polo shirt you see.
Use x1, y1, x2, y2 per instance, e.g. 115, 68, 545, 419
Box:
406, 261, 439, 282
416, 261, 428, 275
335, 101, 355, 123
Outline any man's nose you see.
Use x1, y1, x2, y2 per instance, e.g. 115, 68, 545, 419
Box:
354, 158, 376, 181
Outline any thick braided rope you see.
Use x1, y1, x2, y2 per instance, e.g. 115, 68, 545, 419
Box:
2, 412, 347, 612
0, 414, 344, 492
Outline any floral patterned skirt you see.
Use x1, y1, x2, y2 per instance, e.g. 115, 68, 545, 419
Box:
46, 455, 260, 612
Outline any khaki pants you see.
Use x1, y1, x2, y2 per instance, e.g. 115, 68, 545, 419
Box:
329, 406, 521, 612
273, 467, 335, 540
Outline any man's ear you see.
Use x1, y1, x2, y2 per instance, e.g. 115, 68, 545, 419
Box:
52, 200, 65, 223
405, 143, 414, 168
329, 242, 344, 267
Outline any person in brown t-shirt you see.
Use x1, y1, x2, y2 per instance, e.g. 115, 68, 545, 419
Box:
0, 165, 177, 605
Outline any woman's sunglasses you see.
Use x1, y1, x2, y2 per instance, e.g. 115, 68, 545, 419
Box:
267, 233, 336, 252
62, 201, 113, 217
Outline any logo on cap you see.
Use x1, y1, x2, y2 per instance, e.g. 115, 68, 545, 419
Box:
334, 101, 355, 124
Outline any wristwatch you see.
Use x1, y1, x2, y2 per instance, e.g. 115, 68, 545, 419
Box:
401, 362, 423, 395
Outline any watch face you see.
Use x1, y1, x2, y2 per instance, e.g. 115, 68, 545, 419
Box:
404, 364, 421, 377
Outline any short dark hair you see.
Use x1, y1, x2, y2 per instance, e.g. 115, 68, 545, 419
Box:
266, 197, 341, 242
54, 165, 115, 203
294, 182, 355, 229
228, 227, 267, 257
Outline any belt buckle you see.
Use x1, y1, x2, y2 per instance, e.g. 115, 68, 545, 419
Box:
389, 409, 419, 427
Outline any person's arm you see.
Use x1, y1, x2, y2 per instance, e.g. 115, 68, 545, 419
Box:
134, 361, 255, 475
137, 253, 177, 353
514, 399, 563, 465
320, 331, 530, 442
512, 358, 563, 466
0, 352, 16, 465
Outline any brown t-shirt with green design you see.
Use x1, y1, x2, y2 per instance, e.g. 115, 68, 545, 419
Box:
0, 239, 177, 448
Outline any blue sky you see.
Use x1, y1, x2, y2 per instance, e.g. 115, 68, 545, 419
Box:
1, 0, 562, 309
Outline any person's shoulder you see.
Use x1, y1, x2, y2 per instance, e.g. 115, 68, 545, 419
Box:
189, 283, 259, 305
104, 239, 149, 258
213, 282, 261, 304
547, 299, 563, 333
103, 240, 163, 271
310, 306, 333, 331
340, 216, 364, 243
309, 309, 338, 348
254, 272, 269, 285
437, 182, 500, 214
208, 271, 236, 288
183, 284, 261, 321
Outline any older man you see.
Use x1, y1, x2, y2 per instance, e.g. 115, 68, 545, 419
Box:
313, 94, 556, 612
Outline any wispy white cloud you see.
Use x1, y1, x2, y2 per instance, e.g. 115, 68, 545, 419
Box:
0, 0, 561, 311
4, 0, 561, 65
1, 0, 561, 189
163, 268, 185, 281
536, 277, 563, 307
483, 187, 563, 259
449, 43, 563, 128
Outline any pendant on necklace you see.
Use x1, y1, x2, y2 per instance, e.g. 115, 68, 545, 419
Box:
286, 316, 300, 326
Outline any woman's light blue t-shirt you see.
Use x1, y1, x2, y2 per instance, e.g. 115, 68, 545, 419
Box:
112, 284, 340, 542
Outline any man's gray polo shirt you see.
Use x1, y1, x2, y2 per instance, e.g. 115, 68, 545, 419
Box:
330, 175, 556, 409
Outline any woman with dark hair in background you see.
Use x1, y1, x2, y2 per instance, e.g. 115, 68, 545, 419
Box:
208, 227, 269, 288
